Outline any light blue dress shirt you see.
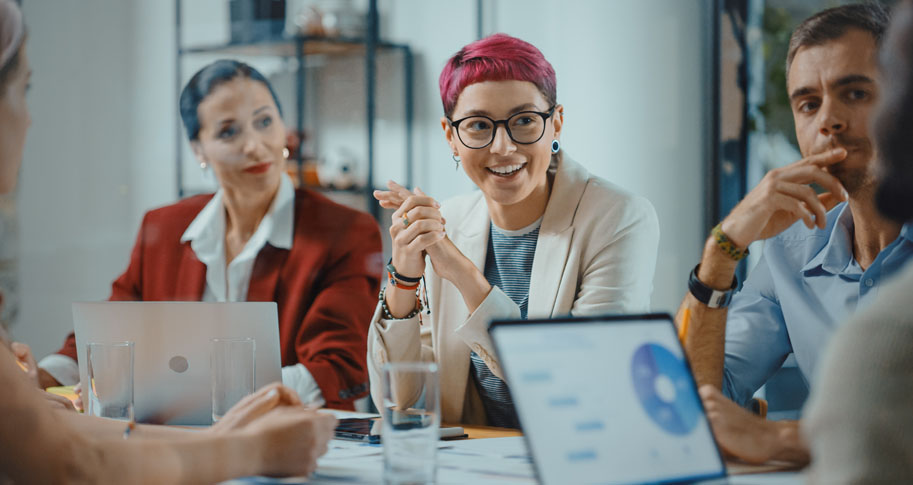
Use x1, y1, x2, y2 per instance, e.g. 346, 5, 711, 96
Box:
722, 202, 913, 407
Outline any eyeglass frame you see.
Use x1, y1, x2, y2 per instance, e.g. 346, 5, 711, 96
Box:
447, 105, 558, 150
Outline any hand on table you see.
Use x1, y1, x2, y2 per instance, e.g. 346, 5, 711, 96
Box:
719, 148, 848, 249
246, 405, 337, 478
72, 381, 84, 412
699, 385, 782, 465
210, 382, 303, 435
39, 388, 77, 412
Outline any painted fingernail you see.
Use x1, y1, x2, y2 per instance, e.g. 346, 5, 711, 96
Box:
266, 389, 278, 399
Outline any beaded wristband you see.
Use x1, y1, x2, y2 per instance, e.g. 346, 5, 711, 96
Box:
379, 286, 423, 320
712, 223, 749, 261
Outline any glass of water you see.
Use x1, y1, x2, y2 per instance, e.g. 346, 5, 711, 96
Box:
86, 341, 134, 421
210, 337, 255, 423
381, 362, 440, 485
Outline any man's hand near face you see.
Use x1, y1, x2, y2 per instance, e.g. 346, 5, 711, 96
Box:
718, 148, 848, 251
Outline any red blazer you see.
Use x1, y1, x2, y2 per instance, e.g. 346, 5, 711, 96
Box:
57, 189, 383, 409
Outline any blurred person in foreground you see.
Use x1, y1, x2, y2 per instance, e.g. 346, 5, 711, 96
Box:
0, 1, 336, 482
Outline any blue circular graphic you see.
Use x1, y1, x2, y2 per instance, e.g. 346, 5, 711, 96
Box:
631, 343, 702, 435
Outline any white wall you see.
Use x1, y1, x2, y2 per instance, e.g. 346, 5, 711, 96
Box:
13, 0, 709, 359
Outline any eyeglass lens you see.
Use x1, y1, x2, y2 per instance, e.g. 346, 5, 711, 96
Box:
457, 111, 546, 149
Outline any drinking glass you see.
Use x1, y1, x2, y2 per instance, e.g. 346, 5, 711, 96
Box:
382, 362, 440, 485
86, 341, 135, 421
210, 337, 255, 423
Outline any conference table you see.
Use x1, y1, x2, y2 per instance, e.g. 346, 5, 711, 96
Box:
50, 386, 801, 484
220, 411, 803, 485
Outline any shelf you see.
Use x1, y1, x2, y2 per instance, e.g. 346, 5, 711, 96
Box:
180, 35, 410, 58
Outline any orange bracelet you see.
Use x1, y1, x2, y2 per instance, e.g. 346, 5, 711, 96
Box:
387, 271, 420, 290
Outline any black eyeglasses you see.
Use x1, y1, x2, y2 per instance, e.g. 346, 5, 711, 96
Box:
448, 106, 556, 149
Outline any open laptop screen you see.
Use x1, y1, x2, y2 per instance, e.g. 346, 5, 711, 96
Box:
490, 313, 726, 485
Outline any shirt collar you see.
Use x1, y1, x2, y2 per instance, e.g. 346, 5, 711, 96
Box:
901, 220, 913, 246
181, 175, 295, 251
801, 203, 857, 275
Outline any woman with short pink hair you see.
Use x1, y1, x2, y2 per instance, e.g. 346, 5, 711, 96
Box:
368, 33, 660, 426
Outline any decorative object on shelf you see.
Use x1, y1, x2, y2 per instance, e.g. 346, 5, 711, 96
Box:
285, 0, 365, 38
319, 146, 362, 190
229, 0, 287, 44
286, 1, 324, 37
321, 0, 365, 38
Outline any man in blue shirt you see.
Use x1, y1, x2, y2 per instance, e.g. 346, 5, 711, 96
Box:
678, 3, 913, 466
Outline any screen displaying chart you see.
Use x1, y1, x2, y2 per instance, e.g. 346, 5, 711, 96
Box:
491, 315, 725, 485
631, 343, 702, 436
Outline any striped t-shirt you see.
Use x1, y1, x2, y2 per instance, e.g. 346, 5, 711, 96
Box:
469, 217, 542, 428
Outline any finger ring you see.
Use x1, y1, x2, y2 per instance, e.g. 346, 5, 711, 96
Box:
402, 215, 410, 227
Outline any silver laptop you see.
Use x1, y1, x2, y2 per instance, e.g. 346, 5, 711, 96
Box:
490, 313, 727, 485
73, 301, 282, 425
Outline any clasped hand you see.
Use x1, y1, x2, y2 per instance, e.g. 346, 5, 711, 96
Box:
374, 181, 465, 283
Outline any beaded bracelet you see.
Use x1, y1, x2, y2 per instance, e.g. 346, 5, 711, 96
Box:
379, 286, 423, 320
712, 223, 749, 261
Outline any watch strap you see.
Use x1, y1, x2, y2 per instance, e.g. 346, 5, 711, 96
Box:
688, 264, 738, 309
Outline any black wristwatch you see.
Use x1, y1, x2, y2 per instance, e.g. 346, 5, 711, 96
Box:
688, 264, 738, 309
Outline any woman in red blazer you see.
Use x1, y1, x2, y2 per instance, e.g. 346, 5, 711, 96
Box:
40, 60, 382, 410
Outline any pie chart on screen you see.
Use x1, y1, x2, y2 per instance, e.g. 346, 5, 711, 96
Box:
630, 343, 702, 435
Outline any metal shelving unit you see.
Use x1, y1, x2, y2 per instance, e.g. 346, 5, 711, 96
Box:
174, 0, 413, 221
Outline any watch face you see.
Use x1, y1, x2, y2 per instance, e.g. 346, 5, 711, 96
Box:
708, 291, 730, 309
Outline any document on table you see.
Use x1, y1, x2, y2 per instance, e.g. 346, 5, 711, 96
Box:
221, 436, 536, 485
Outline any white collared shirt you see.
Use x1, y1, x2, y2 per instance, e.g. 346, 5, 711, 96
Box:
180, 174, 295, 302
41, 176, 324, 406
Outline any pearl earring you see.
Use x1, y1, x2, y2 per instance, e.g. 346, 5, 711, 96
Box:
200, 161, 207, 169
283, 147, 290, 159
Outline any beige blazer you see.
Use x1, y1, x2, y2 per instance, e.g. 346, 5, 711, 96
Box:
367, 157, 660, 425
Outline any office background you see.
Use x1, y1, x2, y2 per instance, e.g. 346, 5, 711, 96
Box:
12, 0, 710, 361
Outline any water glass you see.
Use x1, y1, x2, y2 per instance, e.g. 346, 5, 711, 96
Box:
86, 341, 135, 421
382, 362, 440, 485
210, 337, 255, 423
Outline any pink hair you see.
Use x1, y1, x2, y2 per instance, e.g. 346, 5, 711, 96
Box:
439, 33, 557, 117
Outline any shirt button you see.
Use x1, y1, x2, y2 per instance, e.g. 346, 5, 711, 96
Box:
864, 278, 874, 287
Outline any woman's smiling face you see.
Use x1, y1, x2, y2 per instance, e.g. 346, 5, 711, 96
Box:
442, 80, 562, 209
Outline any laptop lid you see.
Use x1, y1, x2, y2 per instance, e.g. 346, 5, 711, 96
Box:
490, 313, 727, 485
73, 301, 282, 425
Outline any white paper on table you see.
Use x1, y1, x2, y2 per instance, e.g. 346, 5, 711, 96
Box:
318, 409, 380, 419
436, 437, 535, 482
